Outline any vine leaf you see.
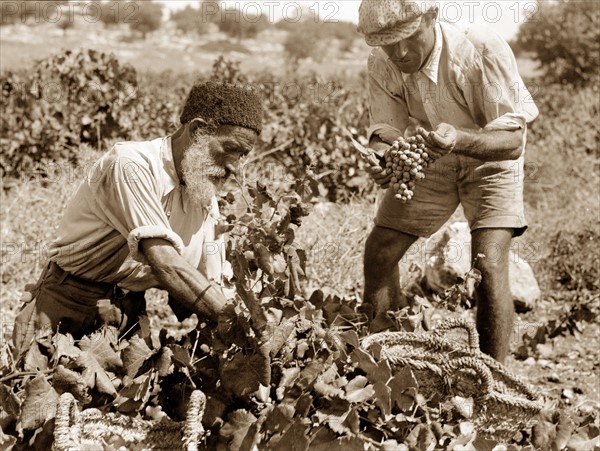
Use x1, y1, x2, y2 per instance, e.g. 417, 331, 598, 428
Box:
0, 383, 21, 420
18, 374, 58, 431
122, 336, 153, 378
0, 427, 16, 449
270, 421, 310, 451
52, 364, 91, 404
23, 342, 48, 372
220, 346, 271, 398
344, 376, 375, 403
51, 333, 80, 363
75, 333, 122, 395
219, 409, 257, 450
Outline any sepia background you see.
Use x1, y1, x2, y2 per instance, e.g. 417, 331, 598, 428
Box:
0, 0, 598, 448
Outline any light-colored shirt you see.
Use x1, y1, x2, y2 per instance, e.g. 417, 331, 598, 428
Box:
47, 137, 225, 292
367, 21, 539, 144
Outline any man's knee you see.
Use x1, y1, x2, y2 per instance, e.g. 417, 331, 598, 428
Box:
471, 228, 512, 276
364, 226, 417, 268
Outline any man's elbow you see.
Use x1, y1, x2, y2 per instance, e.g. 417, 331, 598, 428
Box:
507, 129, 525, 160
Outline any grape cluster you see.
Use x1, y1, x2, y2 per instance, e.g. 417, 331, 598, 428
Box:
384, 136, 433, 203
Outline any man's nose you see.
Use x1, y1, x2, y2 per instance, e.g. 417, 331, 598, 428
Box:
394, 41, 409, 58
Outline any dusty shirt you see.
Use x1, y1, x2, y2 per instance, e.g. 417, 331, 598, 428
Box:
367, 21, 539, 143
46, 137, 225, 292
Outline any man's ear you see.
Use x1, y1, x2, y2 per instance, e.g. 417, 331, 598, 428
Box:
429, 7, 439, 23
187, 117, 208, 137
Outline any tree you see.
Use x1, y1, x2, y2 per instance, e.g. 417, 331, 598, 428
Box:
171, 5, 202, 35
217, 6, 269, 42
282, 19, 358, 63
515, 0, 600, 85
98, 1, 120, 28
200, 0, 221, 24
128, 0, 163, 38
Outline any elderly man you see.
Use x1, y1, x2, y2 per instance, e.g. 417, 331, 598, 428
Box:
13, 82, 261, 356
357, 0, 539, 362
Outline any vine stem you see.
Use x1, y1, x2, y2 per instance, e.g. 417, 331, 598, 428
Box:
0, 369, 53, 383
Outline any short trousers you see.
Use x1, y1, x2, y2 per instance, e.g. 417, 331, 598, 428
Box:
12, 261, 146, 357
375, 153, 528, 238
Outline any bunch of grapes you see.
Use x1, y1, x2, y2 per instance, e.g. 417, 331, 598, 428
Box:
384, 136, 433, 203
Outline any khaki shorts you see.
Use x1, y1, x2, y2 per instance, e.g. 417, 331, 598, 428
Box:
375, 153, 527, 238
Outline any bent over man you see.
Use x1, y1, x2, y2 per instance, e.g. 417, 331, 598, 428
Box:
357, 0, 539, 362
12, 82, 262, 357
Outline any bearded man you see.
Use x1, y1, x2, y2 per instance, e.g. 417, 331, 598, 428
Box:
12, 82, 262, 356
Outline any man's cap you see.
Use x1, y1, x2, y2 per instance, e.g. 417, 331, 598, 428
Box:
358, 0, 435, 47
180, 81, 263, 134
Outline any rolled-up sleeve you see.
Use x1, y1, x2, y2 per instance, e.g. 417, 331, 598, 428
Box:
464, 34, 539, 132
90, 153, 184, 262
367, 50, 410, 143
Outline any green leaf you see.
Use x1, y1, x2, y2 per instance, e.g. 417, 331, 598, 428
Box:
122, 336, 153, 378
405, 424, 438, 451
220, 345, 271, 398
23, 342, 48, 372
78, 332, 122, 369
18, 374, 58, 431
52, 365, 91, 404
270, 421, 310, 451
219, 409, 257, 451
350, 348, 378, 376
373, 381, 392, 417
0, 383, 21, 419
0, 426, 17, 450
51, 333, 80, 363
344, 375, 375, 403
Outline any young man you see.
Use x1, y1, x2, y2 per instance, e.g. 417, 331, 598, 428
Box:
13, 82, 262, 357
357, 0, 539, 362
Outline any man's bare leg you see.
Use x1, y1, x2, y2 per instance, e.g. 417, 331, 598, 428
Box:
364, 226, 419, 313
471, 228, 515, 363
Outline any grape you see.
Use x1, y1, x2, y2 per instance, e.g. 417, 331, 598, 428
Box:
384, 135, 436, 203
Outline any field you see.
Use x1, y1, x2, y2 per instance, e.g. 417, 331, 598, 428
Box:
1, 16, 599, 451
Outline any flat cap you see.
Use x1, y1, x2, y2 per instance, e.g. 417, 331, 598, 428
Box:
180, 81, 263, 134
358, 0, 435, 47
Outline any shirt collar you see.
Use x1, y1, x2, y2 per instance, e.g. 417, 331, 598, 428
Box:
401, 21, 443, 84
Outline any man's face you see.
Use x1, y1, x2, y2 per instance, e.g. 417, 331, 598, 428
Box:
380, 16, 436, 74
181, 125, 257, 207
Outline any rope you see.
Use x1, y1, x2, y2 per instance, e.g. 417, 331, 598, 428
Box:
53, 390, 206, 450
361, 318, 544, 435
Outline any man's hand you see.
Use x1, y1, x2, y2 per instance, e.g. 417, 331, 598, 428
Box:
417, 123, 457, 160
365, 148, 393, 189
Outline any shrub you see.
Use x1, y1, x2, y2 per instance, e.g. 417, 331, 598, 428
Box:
170, 4, 207, 35
128, 0, 163, 38
0, 49, 139, 176
516, 0, 600, 85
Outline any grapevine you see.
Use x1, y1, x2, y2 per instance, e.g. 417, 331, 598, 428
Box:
385, 135, 433, 203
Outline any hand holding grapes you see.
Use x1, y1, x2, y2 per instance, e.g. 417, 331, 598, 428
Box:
364, 148, 393, 189
417, 123, 457, 160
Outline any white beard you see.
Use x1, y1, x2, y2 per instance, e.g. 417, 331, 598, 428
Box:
181, 132, 226, 208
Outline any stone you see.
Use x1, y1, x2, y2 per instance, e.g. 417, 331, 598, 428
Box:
422, 222, 541, 311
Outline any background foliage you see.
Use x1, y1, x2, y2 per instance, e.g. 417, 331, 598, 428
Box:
516, 0, 600, 85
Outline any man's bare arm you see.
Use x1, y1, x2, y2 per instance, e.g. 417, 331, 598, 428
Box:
140, 238, 228, 322
455, 128, 524, 161
419, 124, 524, 161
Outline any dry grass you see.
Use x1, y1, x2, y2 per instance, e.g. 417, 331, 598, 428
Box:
295, 199, 373, 297
0, 146, 103, 326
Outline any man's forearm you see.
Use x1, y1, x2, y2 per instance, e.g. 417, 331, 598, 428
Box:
140, 238, 227, 321
154, 263, 226, 321
454, 128, 524, 161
